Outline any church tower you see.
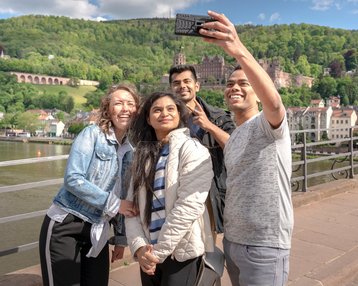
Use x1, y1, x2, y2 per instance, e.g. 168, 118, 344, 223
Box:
173, 47, 186, 66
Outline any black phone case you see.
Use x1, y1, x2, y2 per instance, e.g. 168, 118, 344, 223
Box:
174, 13, 215, 37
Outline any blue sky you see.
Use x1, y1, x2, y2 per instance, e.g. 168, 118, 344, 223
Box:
0, 0, 357, 30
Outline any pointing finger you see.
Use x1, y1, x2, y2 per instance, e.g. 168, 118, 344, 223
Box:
193, 98, 204, 113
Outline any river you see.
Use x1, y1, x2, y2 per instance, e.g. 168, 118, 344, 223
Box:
0, 141, 71, 276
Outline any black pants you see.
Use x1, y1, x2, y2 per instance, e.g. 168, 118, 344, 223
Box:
39, 214, 109, 286
140, 255, 201, 286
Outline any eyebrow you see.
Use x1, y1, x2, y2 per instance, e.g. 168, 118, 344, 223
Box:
112, 99, 135, 102
227, 79, 249, 82
151, 104, 176, 109
172, 77, 193, 83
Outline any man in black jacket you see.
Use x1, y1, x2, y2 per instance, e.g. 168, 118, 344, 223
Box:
169, 65, 236, 235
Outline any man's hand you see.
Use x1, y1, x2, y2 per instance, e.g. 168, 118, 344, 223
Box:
199, 11, 242, 59
111, 245, 125, 263
186, 98, 214, 132
187, 98, 230, 148
136, 245, 159, 275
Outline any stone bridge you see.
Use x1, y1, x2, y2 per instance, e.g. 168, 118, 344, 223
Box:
10, 72, 99, 86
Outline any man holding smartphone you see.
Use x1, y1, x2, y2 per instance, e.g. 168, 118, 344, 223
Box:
199, 10, 294, 286
169, 64, 236, 238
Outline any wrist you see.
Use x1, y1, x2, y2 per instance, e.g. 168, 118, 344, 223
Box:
135, 246, 145, 257
205, 121, 216, 133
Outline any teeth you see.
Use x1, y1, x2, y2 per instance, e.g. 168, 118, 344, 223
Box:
230, 95, 242, 99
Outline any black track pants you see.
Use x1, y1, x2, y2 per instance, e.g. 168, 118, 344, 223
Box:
39, 214, 109, 286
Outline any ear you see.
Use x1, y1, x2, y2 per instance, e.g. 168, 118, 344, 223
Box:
195, 81, 200, 92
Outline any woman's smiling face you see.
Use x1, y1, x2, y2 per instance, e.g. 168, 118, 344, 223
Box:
109, 89, 137, 132
148, 96, 180, 141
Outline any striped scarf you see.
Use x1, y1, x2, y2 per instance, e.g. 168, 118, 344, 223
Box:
149, 143, 169, 244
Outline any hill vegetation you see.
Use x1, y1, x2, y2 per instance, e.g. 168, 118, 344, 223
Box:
0, 15, 357, 84
0, 15, 357, 115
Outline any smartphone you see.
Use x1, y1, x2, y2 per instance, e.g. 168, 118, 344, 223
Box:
174, 13, 216, 37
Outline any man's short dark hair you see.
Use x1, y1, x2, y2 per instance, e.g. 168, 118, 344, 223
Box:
233, 64, 242, 72
169, 65, 198, 84
227, 64, 243, 79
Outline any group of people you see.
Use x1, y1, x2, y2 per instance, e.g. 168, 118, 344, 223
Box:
38, 10, 293, 286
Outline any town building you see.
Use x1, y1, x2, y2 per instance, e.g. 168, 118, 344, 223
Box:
48, 121, 65, 137
287, 95, 357, 144
287, 106, 333, 143
326, 96, 340, 108
310, 99, 325, 108
330, 109, 357, 140
26, 109, 68, 137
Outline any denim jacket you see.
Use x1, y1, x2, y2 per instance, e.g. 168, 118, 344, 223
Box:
53, 124, 133, 243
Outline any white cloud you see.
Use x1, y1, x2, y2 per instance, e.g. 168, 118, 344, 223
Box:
97, 0, 198, 19
311, 0, 334, 11
269, 12, 280, 22
258, 13, 266, 20
0, 0, 98, 19
0, 0, 205, 20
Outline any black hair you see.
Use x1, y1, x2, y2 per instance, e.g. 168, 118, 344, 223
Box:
169, 64, 198, 84
233, 64, 242, 71
129, 92, 189, 226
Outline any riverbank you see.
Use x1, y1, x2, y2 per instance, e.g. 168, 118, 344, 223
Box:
0, 136, 73, 145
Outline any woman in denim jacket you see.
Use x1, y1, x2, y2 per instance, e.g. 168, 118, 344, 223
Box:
39, 83, 140, 286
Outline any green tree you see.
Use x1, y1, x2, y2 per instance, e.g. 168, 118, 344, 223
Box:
343, 49, 357, 71
341, 94, 349, 106
68, 122, 87, 135
313, 76, 337, 99
328, 58, 345, 78
2, 112, 19, 130
296, 55, 311, 76
337, 76, 358, 105
62, 96, 75, 113
56, 111, 65, 121
16, 111, 39, 134
84, 89, 105, 109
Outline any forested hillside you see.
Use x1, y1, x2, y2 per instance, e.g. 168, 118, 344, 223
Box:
0, 15, 357, 86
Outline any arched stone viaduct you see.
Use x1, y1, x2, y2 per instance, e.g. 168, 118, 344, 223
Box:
10, 72, 99, 86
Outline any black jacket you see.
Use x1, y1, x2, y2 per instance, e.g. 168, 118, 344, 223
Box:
196, 96, 236, 233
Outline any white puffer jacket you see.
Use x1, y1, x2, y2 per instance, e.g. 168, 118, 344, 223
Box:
125, 128, 214, 263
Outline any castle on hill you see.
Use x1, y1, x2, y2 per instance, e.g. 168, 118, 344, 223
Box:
164, 50, 314, 89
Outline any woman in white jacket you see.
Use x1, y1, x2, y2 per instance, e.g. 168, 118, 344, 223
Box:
124, 92, 214, 286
